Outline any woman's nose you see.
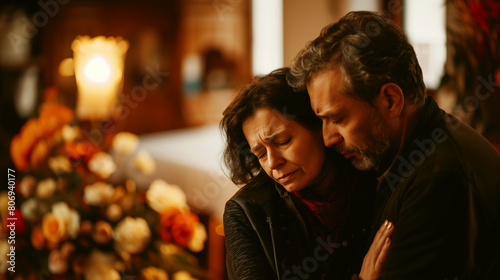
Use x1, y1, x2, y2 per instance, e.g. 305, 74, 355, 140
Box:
267, 149, 285, 170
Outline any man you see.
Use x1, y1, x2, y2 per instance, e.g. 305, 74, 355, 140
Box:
288, 11, 500, 279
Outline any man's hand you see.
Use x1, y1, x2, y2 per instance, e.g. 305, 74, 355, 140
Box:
359, 220, 394, 280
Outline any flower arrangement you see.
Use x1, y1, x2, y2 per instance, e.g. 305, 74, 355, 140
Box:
1, 101, 207, 280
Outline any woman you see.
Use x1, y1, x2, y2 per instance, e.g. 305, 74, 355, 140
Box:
221, 68, 392, 279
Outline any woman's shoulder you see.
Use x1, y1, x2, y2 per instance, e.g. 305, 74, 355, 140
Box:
229, 176, 278, 206
224, 175, 281, 229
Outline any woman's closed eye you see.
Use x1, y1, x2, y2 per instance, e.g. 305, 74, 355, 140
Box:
252, 147, 266, 159
256, 152, 266, 159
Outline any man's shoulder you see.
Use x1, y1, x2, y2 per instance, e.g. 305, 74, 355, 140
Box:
443, 114, 500, 162
384, 111, 500, 193
406, 112, 500, 174
424, 113, 500, 178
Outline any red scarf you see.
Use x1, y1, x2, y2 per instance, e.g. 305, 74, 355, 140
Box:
291, 182, 356, 244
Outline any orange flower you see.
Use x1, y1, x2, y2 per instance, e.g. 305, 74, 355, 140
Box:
31, 226, 46, 250
10, 119, 40, 171
159, 208, 199, 247
9, 102, 74, 171
42, 213, 67, 245
29, 139, 50, 169
92, 221, 113, 244
38, 103, 74, 138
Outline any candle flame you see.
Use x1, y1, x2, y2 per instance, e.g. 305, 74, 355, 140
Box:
71, 36, 129, 120
84, 55, 111, 83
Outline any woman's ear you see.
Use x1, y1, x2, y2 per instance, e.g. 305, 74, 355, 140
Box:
376, 83, 404, 118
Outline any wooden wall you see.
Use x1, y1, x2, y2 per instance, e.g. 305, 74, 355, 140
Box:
39, 0, 252, 133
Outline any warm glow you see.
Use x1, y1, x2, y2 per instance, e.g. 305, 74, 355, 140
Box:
58, 58, 74, 77
215, 224, 225, 236
72, 36, 129, 120
83, 55, 111, 83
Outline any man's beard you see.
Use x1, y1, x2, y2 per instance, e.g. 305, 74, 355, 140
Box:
335, 110, 394, 173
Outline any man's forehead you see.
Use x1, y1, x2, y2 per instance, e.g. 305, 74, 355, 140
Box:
307, 83, 341, 116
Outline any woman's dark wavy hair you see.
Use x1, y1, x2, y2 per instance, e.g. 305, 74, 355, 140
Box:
220, 67, 321, 185
288, 11, 426, 107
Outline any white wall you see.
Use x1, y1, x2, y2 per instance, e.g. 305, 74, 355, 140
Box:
252, 0, 283, 75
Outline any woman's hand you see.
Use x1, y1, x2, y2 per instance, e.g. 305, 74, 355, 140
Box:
358, 220, 394, 280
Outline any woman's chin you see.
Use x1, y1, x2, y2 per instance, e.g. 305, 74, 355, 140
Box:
281, 183, 306, 193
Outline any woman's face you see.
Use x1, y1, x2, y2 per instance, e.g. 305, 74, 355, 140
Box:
242, 107, 325, 193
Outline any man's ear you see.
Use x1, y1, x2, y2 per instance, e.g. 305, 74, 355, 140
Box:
376, 83, 404, 118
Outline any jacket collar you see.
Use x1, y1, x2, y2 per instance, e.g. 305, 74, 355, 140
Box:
378, 96, 446, 192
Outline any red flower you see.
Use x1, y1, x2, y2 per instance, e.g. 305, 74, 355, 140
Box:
5, 209, 27, 235
158, 208, 199, 247
64, 141, 100, 166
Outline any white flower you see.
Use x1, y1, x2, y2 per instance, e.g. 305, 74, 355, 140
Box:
112, 132, 139, 154
88, 152, 116, 179
106, 204, 123, 222
188, 222, 207, 252
84, 249, 120, 280
20, 198, 38, 222
0, 239, 9, 273
48, 249, 68, 274
84, 263, 120, 280
113, 216, 151, 254
61, 125, 81, 142
146, 180, 187, 213
52, 202, 80, 239
19, 175, 36, 198
83, 182, 114, 206
36, 178, 57, 198
173, 271, 198, 280
48, 156, 72, 173
134, 150, 156, 174
141, 266, 169, 280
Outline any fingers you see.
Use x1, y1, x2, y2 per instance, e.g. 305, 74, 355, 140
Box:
359, 221, 394, 280
375, 237, 391, 271
371, 220, 394, 256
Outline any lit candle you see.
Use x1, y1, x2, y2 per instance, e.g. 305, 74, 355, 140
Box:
72, 36, 129, 120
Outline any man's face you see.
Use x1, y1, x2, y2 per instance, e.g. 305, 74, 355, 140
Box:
307, 68, 394, 172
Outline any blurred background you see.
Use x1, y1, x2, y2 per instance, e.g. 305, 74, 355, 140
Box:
0, 0, 498, 279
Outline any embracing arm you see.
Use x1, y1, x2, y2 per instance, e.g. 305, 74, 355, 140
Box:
223, 200, 276, 280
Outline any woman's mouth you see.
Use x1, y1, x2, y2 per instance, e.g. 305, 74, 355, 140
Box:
277, 170, 298, 184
